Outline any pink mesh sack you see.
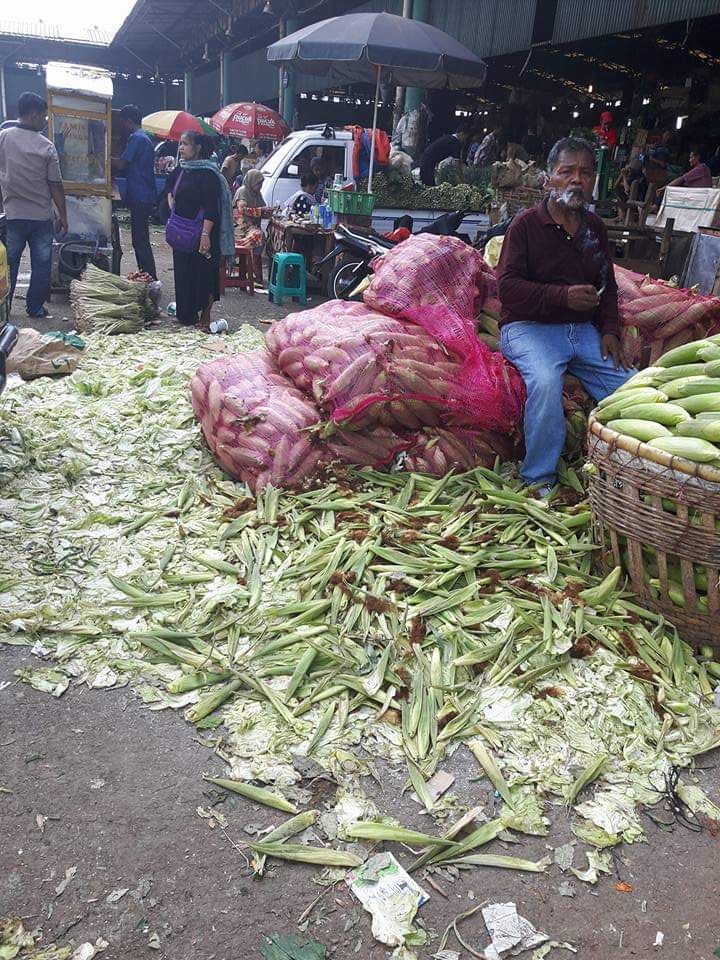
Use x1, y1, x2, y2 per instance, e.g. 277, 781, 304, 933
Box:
266, 301, 453, 430
362, 234, 525, 432
191, 349, 324, 492
403, 427, 518, 476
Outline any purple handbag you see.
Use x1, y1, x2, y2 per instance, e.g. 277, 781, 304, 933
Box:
165, 171, 205, 253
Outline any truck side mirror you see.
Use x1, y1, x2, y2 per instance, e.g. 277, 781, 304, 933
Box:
286, 163, 299, 177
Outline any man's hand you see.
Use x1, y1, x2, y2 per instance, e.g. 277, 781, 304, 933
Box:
56, 213, 68, 235
567, 284, 600, 312
601, 333, 631, 371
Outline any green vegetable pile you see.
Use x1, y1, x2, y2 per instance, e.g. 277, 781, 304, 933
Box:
1, 329, 719, 894
368, 171, 491, 213
70, 264, 157, 335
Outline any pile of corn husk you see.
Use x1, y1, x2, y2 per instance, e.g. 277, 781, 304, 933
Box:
70, 264, 157, 335
1, 329, 719, 892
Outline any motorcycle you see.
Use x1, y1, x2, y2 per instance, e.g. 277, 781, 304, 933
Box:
0, 213, 19, 395
317, 208, 472, 301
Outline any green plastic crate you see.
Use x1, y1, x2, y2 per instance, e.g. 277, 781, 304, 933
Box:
328, 190, 375, 215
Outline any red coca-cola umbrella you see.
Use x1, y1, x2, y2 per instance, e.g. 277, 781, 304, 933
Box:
210, 102, 289, 141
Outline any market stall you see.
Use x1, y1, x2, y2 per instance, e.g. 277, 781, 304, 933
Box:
266, 216, 336, 290
46, 61, 121, 285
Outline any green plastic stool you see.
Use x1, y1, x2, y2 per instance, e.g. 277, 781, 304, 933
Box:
268, 253, 307, 306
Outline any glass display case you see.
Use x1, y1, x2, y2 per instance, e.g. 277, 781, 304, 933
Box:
46, 62, 113, 198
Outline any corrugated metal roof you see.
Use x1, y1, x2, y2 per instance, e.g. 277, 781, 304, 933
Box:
0, 19, 112, 45
428, 0, 535, 57
552, 0, 720, 44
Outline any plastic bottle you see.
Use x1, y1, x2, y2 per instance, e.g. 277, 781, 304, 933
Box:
333, 173, 343, 190
209, 319, 229, 334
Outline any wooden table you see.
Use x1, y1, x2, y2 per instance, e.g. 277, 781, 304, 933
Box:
267, 218, 336, 291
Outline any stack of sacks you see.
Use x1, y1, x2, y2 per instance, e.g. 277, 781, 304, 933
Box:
615, 265, 720, 367
191, 235, 527, 490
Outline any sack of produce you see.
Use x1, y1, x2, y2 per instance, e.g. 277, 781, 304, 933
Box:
70, 264, 157, 334
267, 298, 523, 434
326, 426, 413, 467
363, 234, 526, 431
364, 234, 484, 327
191, 349, 324, 492
614, 268, 720, 367
403, 427, 516, 476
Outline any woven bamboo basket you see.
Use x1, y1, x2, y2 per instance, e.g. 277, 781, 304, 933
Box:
587, 416, 720, 648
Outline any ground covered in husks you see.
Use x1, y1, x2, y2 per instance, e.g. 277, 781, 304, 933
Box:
2, 329, 720, 959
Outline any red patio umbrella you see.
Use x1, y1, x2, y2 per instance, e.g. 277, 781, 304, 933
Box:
210, 102, 289, 141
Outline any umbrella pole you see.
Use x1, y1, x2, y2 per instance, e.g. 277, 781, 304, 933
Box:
367, 65, 382, 194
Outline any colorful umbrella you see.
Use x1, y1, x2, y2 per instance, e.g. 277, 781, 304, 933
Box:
142, 111, 216, 142
210, 102, 289, 141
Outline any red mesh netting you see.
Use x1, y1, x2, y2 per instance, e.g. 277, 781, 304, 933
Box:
361, 234, 525, 430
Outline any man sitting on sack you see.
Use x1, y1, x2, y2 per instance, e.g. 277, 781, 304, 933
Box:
497, 136, 633, 496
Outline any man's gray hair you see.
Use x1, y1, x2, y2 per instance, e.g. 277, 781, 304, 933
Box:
547, 137, 597, 172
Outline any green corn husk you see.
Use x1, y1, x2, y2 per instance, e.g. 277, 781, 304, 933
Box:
346, 822, 460, 848
579, 566, 622, 607
253, 811, 319, 876
204, 776, 298, 813
446, 853, 550, 872
648, 436, 720, 463
187, 678, 243, 722
468, 740, 514, 806
306, 701, 336, 756
418, 818, 506, 871
565, 753, 609, 805
168, 670, 232, 694
606, 419, 672, 443
249, 841, 361, 868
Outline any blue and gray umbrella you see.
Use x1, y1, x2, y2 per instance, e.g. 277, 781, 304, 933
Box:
267, 12, 487, 189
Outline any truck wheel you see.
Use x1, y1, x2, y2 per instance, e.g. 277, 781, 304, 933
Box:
329, 260, 366, 300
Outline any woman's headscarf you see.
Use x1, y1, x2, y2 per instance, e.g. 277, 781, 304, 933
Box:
236, 169, 265, 207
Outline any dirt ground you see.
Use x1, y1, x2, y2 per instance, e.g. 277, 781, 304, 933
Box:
3, 226, 720, 960
8, 220, 316, 336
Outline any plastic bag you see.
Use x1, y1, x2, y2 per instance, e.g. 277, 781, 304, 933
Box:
6, 329, 85, 379
191, 349, 324, 492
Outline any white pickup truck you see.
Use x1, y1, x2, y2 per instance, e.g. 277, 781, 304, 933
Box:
259, 126, 489, 237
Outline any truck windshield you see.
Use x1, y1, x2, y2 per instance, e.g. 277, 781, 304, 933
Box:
260, 137, 297, 177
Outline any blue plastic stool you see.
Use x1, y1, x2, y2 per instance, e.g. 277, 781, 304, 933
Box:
268, 253, 307, 306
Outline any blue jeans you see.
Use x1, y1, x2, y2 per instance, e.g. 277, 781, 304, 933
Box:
7, 219, 54, 316
501, 321, 633, 486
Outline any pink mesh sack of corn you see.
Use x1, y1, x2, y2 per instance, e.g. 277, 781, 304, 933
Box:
190, 348, 324, 492
266, 300, 457, 430
362, 234, 525, 432
326, 426, 412, 467
403, 427, 517, 476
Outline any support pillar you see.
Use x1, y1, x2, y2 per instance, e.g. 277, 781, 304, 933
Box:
184, 70, 193, 112
404, 0, 429, 115
282, 18, 300, 128
221, 51, 232, 107
0, 62, 6, 123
